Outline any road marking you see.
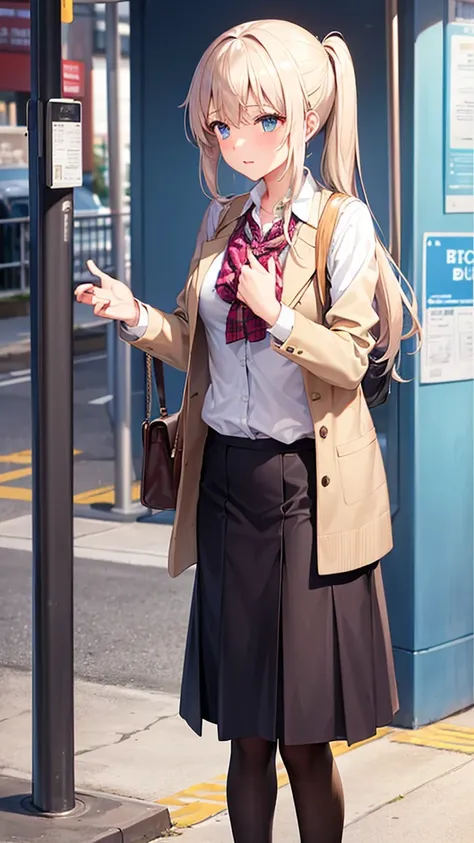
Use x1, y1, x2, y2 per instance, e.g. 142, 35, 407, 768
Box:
0, 449, 81, 465
0, 375, 31, 389
74, 353, 107, 366
157, 728, 392, 828
74, 481, 141, 505
0, 467, 33, 483
88, 394, 113, 406
0, 486, 32, 501
1, 353, 107, 387
391, 722, 474, 754
0, 449, 82, 501
0, 450, 34, 464
0, 448, 142, 507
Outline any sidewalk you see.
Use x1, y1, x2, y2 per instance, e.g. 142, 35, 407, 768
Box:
0, 302, 107, 369
1, 515, 474, 841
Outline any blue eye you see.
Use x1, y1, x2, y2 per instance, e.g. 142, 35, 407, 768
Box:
261, 116, 279, 133
216, 123, 230, 140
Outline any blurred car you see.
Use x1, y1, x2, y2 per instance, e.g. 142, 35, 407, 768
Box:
0, 167, 129, 286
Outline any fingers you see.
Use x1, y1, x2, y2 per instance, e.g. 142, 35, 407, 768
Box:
86, 259, 113, 288
247, 249, 264, 271
246, 249, 275, 277
74, 283, 94, 301
94, 299, 111, 317
75, 282, 111, 307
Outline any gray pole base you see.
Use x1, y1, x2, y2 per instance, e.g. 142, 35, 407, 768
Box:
0, 775, 171, 842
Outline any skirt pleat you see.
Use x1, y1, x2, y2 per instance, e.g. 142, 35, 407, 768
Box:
179, 430, 398, 746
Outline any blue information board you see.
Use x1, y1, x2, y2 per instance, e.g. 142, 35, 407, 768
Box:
421, 233, 473, 383
444, 22, 474, 213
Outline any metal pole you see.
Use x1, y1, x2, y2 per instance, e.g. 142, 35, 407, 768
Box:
29, 0, 75, 814
386, 0, 402, 266
106, 1, 133, 514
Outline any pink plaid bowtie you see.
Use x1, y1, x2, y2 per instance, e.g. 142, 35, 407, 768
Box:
215, 207, 297, 343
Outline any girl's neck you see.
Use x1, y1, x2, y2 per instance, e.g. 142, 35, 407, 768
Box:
260, 162, 292, 215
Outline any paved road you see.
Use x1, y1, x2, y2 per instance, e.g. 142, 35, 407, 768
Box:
0, 351, 195, 695
0, 547, 193, 694
0, 352, 120, 521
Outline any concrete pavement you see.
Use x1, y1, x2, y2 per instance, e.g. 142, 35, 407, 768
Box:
1, 662, 474, 841
1, 515, 474, 840
0, 512, 172, 567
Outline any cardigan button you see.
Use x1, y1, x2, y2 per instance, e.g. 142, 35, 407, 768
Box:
321, 475, 331, 487
319, 426, 328, 439
311, 392, 321, 401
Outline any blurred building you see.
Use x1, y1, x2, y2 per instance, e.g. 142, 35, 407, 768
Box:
0, 1, 130, 192
91, 2, 130, 195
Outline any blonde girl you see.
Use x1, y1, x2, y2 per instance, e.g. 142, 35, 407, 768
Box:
76, 19, 419, 843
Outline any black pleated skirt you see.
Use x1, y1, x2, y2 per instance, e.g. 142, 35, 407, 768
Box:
179, 430, 398, 747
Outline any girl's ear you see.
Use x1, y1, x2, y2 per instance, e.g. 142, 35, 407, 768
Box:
305, 110, 320, 142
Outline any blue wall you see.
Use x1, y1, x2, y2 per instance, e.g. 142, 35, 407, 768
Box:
386, 0, 474, 726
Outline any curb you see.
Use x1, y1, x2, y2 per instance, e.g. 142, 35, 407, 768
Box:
0, 324, 107, 373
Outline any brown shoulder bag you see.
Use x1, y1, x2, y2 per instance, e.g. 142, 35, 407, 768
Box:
140, 353, 182, 510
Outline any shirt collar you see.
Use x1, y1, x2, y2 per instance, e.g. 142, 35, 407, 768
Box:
242, 168, 318, 223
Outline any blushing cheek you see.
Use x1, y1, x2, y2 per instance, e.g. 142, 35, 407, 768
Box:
262, 133, 287, 167
253, 133, 274, 162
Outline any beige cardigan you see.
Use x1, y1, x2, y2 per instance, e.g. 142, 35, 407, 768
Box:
126, 189, 393, 578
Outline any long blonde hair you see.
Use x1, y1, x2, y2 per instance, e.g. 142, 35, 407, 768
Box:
183, 19, 421, 372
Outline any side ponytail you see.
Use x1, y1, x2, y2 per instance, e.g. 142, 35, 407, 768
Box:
321, 33, 421, 374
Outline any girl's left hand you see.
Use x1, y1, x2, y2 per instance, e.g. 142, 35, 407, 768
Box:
237, 250, 281, 327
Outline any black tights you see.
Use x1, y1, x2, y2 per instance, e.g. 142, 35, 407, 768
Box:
226, 737, 344, 843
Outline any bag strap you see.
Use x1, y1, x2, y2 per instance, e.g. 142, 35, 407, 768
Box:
145, 353, 167, 422
314, 191, 349, 315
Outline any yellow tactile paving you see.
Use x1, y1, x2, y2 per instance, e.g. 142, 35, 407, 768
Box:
157, 728, 392, 829
391, 722, 474, 754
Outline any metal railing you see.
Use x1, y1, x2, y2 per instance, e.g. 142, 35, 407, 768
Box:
0, 216, 30, 297
0, 211, 130, 297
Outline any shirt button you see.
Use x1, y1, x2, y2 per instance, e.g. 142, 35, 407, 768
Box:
311, 392, 321, 401
321, 475, 331, 487
319, 426, 328, 439
241, 396, 248, 402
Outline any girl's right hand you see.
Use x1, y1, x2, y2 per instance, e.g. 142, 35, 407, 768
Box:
74, 260, 140, 327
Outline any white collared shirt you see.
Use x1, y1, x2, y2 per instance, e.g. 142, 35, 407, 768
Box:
121, 171, 376, 443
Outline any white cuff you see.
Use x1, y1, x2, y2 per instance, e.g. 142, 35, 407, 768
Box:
268, 304, 295, 344
119, 301, 149, 341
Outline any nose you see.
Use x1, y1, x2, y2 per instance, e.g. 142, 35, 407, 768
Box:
234, 136, 246, 150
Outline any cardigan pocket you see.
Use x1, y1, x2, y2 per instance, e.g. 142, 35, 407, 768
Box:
336, 428, 386, 506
